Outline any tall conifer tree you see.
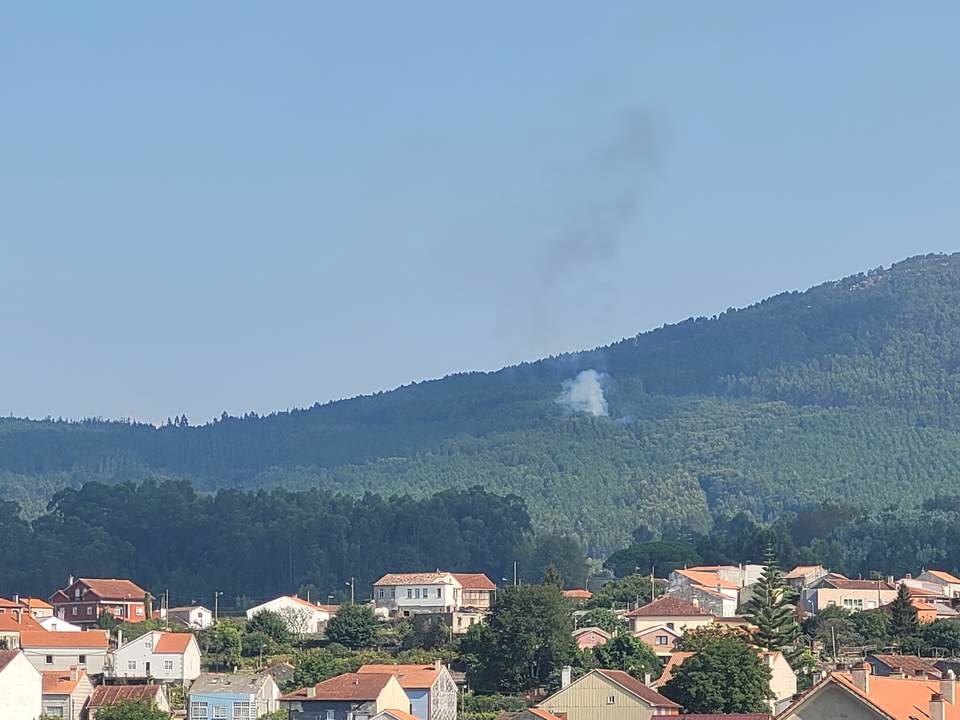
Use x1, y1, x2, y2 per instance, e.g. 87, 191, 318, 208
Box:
745, 545, 800, 652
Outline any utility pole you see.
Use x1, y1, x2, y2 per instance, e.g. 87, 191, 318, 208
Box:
214, 591, 223, 623
650, 566, 656, 601
513, 561, 518, 587
345, 578, 355, 604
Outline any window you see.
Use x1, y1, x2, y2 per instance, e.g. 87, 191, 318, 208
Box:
656, 635, 669, 645
414, 589, 421, 599
45, 655, 54, 664
145, 640, 153, 650
43, 707, 64, 718
436, 588, 442, 598
665, 622, 674, 630
842, 598, 864, 611
213, 707, 227, 719
136, 607, 144, 616
607, 696, 616, 705
87, 607, 93, 615
74, 589, 81, 599
326, 712, 335, 720
72, 607, 78, 616
232, 701, 254, 719
377, 589, 385, 599
78, 655, 87, 664
190, 701, 209, 720
128, 660, 137, 670
165, 660, 174, 670
407, 589, 413, 599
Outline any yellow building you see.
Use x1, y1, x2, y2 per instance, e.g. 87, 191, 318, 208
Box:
538, 669, 680, 720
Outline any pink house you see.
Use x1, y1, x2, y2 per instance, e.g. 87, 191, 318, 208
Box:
572, 627, 611, 650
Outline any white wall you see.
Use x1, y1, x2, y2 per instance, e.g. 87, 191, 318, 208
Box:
0, 652, 43, 720
246, 597, 330, 633
22, 647, 107, 676
110, 631, 201, 682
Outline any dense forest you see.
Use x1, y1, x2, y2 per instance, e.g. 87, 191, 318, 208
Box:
5, 253, 960, 554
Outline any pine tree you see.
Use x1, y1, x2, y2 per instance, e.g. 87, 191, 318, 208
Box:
745, 545, 800, 652
542, 563, 564, 589
890, 584, 919, 638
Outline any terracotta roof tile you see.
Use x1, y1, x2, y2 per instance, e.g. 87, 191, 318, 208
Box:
75, 578, 147, 600
282, 672, 394, 701
562, 589, 593, 600
831, 672, 960, 720
373, 572, 454, 586
823, 577, 895, 591
379, 711, 420, 720
0, 613, 44, 632
42, 669, 85, 695
527, 709, 567, 720
358, 664, 441, 689
676, 569, 739, 590
927, 570, 960, 585
89, 685, 163, 708
625, 595, 711, 618
870, 654, 941, 678
657, 652, 695, 686
20, 630, 109, 649
452, 573, 497, 590
154, 632, 194, 654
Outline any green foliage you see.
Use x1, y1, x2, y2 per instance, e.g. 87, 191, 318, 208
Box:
660, 635, 773, 713
591, 634, 661, 680
116, 619, 163, 642
605, 539, 702, 578
460, 585, 576, 693
200, 623, 242, 670
674, 625, 751, 653
745, 546, 800, 651
92, 700, 169, 720
542, 564, 563, 589
324, 604, 380, 650
921, 619, 960, 655
522, 534, 588, 589
890, 584, 919, 639
578, 608, 625, 635
246, 610, 292, 646
584, 576, 655, 610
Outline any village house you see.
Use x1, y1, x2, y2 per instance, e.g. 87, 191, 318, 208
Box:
780, 662, 960, 720
625, 595, 715, 635
802, 574, 898, 613
280, 672, 411, 720
42, 666, 95, 720
667, 569, 741, 616
246, 595, 338, 635
453, 574, 497, 610
867, 654, 941, 679
573, 626, 612, 650
917, 570, 960, 598
189, 671, 281, 719
0, 606, 45, 647
373, 572, 465, 618
9, 596, 56, 619
784, 565, 830, 593
634, 625, 682, 659
39, 616, 84, 632
49, 577, 149, 627
358, 662, 458, 720
109, 629, 202, 682
166, 604, 214, 629
88, 684, 171, 720
538, 668, 681, 720
19, 629, 110, 676
562, 589, 593, 604
0, 649, 42, 720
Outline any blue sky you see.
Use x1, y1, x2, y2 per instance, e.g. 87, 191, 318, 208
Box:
2, 2, 958, 423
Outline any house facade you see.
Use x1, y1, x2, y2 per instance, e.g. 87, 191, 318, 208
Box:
88, 684, 171, 720
0, 650, 43, 720
246, 595, 337, 635
451, 574, 497, 611
109, 630, 202, 682
189, 671, 281, 719
167, 605, 214, 630
635, 625, 681, 658
39, 616, 84, 632
918, 570, 960, 598
373, 573, 463, 618
573, 627, 612, 650
667, 570, 741, 616
802, 576, 897, 614
358, 662, 458, 720
0, 608, 45, 648
281, 672, 410, 720
50, 577, 148, 627
19, 630, 109, 676
625, 595, 715, 635
42, 667, 95, 720
539, 668, 681, 720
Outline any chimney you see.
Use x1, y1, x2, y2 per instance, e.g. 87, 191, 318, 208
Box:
942, 670, 956, 705
851, 662, 871, 694
915, 669, 928, 678
561, 666, 572, 689
434, 659, 442, 672
691, 598, 700, 608
305, 686, 316, 698
69, 666, 79, 681
116, 629, 123, 648
931, 692, 946, 720
643, 672, 652, 686
13, 594, 19, 604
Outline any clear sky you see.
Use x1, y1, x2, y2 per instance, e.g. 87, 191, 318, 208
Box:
3, 2, 958, 423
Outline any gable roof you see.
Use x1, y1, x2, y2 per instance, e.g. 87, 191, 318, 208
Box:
190, 672, 276, 695
572, 627, 612, 639
676, 569, 739, 590
19, 630, 109, 649
76, 578, 147, 601
452, 573, 497, 590
357, 664, 442, 689
925, 570, 960, 585
20, 597, 54, 611
90, 684, 164, 708
830, 672, 960, 720
784, 565, 823, 579
282, 672, 395, 701
595, 669, 681, 708
0, 650, 21, 674
821, 577, 896, 591
527, 709, 567, 720
154, 632, 195, 654
0, 612, 45, 632
42, 669, 87, 695
635, 624, 682, 639
562, 589, 593, 600
869, 654, 941, 679
657, 652, 695, 687
625, 595, 711, 618
373, 572, 457, 586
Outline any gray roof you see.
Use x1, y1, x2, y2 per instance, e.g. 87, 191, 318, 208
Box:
190, 672, 275, 696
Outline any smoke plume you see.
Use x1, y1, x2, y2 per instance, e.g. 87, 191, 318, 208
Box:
556, 369, 609, 417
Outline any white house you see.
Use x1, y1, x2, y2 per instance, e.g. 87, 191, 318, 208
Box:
373, 573, 464, 618
0, 650, 43, 720
109, 630, 201, 683
39, 616, 83, 632
245, 595, 337, 635
917, 570, 960, 598
166, 605, 213, 630
19, 630, 110, 676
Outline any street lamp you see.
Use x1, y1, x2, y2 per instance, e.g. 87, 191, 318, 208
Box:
345, 578, 355, 604
214, 591, 223, 623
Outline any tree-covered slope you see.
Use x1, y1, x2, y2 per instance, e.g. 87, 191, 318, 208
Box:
5, 252, 960, 552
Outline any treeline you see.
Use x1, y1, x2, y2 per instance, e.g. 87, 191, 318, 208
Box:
0, 480, 535, 605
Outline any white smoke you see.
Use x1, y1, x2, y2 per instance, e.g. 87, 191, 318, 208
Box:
556, 369, 609, 417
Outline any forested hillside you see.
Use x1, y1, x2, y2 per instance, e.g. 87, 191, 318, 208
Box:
5, 252, 960, 554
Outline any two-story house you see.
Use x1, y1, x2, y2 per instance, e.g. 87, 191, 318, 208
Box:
50, 577, 149, 627
0, 607, 45, 648
373, 573, 464, 618
281, 672, 410, 720
0, 650, 42, 720
625, 595, 715, 635
358, 662, 458, 720
803, 574, 897, 614
452, 574, 496, 610
538, 669, 680, 720
166, 605, 214, 630
917, 570, 960, 598
189, 671, 281, 719
109, 630, 201, 683
246, 595, 338, 635
19, 630, 110, 676
42, 667, 95, 720
667, 569, 740, 616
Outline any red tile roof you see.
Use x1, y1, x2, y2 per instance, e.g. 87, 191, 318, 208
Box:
562, 589, 593, 600
282, 672, 394, 701
528, 709, 567, 720
0, 650, 20, 674
926, 570, 960, 584
20, 630, 109, 649
675, 569, 739, 591
0, 613, 44, 632
829, 672, 960, 720
596, 669, 681, 708
374, 573, 453, 586
89, 685, 164, 708
657, 652, 695, 686
625, 595, 711, 618
20, 597, 54, 611
380, 711, 420, 720
452, 573, 497, 590
154, 632, 194, 654
76, 578, 147, 601
0, 598, 20, 608
42, 669, 86, 695
358, 664, 441, 689
823, 577, 895, 591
